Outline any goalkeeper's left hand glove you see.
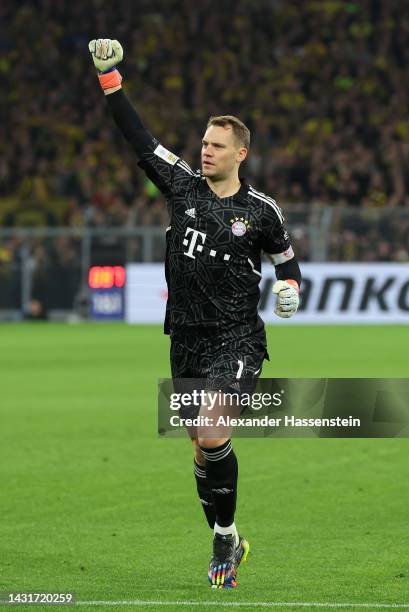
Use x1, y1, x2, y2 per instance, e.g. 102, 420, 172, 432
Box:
272, 280, 300, 318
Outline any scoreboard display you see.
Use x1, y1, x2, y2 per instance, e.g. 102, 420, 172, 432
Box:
88, 266, 126, 320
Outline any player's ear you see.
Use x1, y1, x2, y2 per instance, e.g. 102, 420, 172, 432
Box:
237, 147, 248, 163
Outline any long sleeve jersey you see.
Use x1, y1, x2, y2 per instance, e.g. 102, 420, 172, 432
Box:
106, 90, 301, 346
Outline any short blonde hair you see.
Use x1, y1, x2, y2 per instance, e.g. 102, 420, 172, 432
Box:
207, 115, 250, 149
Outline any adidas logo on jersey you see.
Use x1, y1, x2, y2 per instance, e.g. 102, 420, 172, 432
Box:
185, 208, 196, 218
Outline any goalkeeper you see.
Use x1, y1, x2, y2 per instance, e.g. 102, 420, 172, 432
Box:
89, 39, 301, 589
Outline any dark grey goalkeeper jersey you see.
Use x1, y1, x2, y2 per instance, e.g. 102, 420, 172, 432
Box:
106, 90, 296, 344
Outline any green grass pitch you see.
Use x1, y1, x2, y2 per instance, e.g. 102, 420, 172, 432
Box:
1, 324, 409, 611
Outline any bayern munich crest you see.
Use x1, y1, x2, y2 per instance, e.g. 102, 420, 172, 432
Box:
230, 217, 250, 237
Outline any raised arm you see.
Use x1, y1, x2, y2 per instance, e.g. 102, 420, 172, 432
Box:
89, 39, 153, 155
89, 38, 196, 197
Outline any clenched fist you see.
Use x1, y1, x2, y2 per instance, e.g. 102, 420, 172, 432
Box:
272, 280, 300, 318
88, 39, 123, 73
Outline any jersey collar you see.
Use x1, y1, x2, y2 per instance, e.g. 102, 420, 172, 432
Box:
235, 178, 250, 203
198, 175, 249, 203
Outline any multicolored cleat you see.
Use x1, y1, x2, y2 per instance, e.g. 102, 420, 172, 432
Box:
208, 533, 250, 589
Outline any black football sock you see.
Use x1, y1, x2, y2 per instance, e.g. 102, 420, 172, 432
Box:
200, 440, 238, 528
194, 461, 216, 528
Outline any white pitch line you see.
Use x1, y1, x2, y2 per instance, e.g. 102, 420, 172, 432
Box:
76, 601, 409, 609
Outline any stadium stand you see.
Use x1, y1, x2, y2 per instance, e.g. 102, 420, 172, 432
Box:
0, 0, 408, 310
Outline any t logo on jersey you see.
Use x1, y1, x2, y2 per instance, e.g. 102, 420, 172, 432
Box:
183, 228, 206, 259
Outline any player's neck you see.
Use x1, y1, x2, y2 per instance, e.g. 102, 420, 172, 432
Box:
206, 175, 241, 199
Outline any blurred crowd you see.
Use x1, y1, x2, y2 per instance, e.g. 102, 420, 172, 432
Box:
1, 0, 409, 267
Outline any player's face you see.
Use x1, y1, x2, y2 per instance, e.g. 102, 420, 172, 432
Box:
201, 125, 247, 180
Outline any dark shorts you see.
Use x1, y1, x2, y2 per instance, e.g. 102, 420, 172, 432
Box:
170, 334, 268, 396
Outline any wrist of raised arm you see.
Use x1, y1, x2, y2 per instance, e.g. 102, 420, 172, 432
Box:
98, 68, 122, 92
104, 85, 123, 96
